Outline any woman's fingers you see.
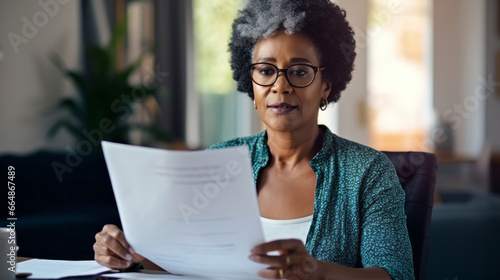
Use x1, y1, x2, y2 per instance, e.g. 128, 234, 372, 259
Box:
93, 239, 133, 269
249, 241, 291, 279
102, 224, 135, 255
251, 239, 306, 255
95, 226, 133, 262
257, 264, 317, 280
249, 253, 292, 268
250, 239, 318, 279
94, 249, 132, 269
256, 268, 284, 279
93, 224, 142, 269
131, 250, 145, 263
250, 239, 304, 269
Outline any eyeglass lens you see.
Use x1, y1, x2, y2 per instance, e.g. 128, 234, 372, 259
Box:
250, 63, 316, 87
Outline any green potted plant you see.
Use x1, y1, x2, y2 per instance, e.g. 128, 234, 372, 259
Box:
48, 20, 171, 146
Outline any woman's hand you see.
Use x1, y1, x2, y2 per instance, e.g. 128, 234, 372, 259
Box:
249, 239, 321, 280
249, 239, 392, 280
93, 224, 145, 269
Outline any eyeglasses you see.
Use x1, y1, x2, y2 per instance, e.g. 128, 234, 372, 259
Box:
249, 63, 326, 88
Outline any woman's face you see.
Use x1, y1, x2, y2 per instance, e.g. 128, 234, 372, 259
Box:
252, 31, 331, 133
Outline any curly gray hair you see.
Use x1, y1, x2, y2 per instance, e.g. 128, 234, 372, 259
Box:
229, 0, 356, 103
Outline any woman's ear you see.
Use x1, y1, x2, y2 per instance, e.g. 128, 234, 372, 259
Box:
321, 80, 332, 101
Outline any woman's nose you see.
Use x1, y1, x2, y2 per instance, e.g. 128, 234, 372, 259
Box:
271, 72, 292, 94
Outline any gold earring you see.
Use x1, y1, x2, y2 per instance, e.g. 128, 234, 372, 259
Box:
320, 99, 328, 111
254, 100, 257, 109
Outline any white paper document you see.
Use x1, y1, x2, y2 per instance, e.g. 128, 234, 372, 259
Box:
102, 271, 207, 279
16, 259, 110, 279
102, 142, 266, 279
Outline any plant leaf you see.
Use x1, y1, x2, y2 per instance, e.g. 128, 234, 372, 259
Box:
64, 71, 88, 99
50, 55, 89, 100
108, 18, 127, 54
50, 54, 66, 73
58, 98, 85, 121
86, 46, 112, 81
116, 51, 151, 84
47, 119, 83, 140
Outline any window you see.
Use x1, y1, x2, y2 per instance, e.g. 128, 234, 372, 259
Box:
113, 0, 158, 145
367, 0, 433, 151
193, 0, 252, 148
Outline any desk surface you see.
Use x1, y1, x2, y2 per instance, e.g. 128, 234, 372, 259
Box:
16, 257, 117, 280
17, 273, 127, 280
15, 273, 113, 280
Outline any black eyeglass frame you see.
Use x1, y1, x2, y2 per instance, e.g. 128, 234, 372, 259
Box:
249, 62, 326, 88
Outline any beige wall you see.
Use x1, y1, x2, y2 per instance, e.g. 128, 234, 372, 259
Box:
0, 0, 81, 154
486, 0, 500, 151
433, 0, 487, 157
335, 0, 370, 146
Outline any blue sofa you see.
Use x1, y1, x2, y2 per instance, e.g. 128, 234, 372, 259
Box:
0, 150, 120, 259
428, 191, 500, 279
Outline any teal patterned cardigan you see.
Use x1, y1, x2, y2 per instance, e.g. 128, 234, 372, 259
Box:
209, 125, 415, 280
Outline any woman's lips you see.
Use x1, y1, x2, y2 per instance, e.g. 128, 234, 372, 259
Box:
267, 102, 297, 114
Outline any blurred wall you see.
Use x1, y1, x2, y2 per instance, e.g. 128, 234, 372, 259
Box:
0, 0, 81, 154
486, 0, 500, 152
335, 0, 370, 146
433, 0, 487, 157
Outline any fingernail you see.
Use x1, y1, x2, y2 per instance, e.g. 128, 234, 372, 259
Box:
126, 261, 132, 267
129, 247, 136, 255
125, 254, 133, 261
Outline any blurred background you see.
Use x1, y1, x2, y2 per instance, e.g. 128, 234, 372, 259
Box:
1, 0, 500, 279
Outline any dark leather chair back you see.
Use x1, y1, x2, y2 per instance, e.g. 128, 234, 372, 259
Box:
383, 152, 437, 280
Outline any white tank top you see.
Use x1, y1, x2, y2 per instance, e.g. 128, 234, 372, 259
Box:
260, 215, 313, 244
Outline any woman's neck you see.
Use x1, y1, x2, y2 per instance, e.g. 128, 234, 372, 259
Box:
265, 125, 324, 169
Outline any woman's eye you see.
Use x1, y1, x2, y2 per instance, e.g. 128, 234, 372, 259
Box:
289, 67, 309, 77
258, 67, 276, 76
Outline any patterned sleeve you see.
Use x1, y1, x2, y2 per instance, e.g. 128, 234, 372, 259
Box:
206, 138, 244, 150
359, 154, 415, 280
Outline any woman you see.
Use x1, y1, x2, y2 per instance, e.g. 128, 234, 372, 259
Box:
94, 0, 415, 279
